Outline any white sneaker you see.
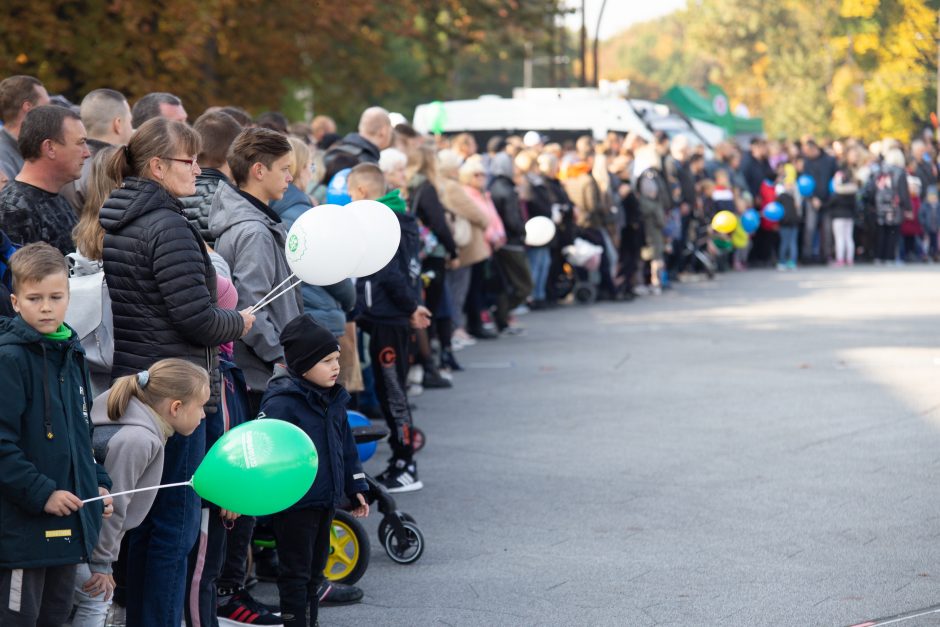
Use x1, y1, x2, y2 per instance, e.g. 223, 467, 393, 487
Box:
407, 364, 424, 386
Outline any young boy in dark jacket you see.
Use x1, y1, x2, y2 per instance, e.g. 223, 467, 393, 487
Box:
260, 314, 369, 627
0, 242, 112, 626
350, 163, 432, 493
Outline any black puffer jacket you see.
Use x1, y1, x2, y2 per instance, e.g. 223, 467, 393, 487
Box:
178, 168, 229, 246
99, 177, 243, 402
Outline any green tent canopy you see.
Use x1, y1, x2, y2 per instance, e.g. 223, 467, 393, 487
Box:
662, 85, 763, 137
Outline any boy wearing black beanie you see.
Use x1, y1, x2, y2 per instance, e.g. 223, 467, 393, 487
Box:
259, 314, 369, 627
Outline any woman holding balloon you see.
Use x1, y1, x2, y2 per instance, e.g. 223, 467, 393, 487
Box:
98, 118, 254, 627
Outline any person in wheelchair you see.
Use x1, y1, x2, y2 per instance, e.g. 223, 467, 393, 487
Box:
259, 314, 370, 627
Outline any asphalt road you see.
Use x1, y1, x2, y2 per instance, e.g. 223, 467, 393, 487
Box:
256, 265, 940, 627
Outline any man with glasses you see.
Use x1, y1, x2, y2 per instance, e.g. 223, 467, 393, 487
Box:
0, 105, 89, 254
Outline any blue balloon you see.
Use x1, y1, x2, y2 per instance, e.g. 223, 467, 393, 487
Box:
762, 201, 784, 222
797, 174, 816, 197
828, 178, 836, 195
326, 168, 352, 206
740, 209, 761, 234
347, 411, 377, 463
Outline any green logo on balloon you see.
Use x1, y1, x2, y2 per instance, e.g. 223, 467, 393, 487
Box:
286, 231, 306, 263
191, 420, 318, 516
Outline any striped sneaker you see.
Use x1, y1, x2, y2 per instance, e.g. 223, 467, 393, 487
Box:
217, 590, 282, 626
381, 459, 423, 493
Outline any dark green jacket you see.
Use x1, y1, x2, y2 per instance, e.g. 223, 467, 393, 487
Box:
0, 316, 111, 568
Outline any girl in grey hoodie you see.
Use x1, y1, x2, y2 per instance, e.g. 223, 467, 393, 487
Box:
72, 359, 211, 626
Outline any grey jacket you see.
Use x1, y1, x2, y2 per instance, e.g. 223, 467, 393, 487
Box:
90, 392, 169, 574
0, 129, 22, 180
209, 183, 302, 391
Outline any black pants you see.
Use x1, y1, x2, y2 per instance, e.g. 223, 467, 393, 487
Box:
272, 508, 333, 627
217, 515, 254, 593
464, 261, 487, 334
186, 506, 227, 627
0, 566, 75, 626
877, 225, 899, 261
217, 391, 264, 594
494, 247, 533, 328
367, 322, 414, 463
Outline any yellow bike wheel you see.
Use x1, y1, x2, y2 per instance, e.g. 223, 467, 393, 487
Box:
324, 510, 370, 585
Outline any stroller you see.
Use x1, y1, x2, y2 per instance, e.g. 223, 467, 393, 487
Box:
556, 236, 605, 305
677, 216, 717, 279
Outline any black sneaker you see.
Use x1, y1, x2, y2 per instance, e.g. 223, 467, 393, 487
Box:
317, 580, 364, 605
422, 369, 453, 389
381, 459, 423, 493
218, 589, 282, 626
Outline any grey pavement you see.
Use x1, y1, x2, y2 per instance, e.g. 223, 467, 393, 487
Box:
255, 265, 940, 627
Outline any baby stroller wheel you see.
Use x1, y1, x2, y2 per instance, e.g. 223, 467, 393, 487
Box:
378, 512, 416, 545
383, 520, 424, 564
573, 282, 597, 305
325, 510, 370, 584
411, 427, 426, 453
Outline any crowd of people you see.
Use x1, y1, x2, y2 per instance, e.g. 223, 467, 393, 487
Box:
0, 72, 935, 627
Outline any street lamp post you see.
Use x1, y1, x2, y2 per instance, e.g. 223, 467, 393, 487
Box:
593, 0, 608, 87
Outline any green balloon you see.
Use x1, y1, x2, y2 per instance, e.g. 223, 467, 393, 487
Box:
192, 419, 318, 516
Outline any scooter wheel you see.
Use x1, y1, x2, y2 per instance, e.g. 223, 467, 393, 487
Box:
411, 427, 426, 453
383, 520, 424, 564
324, 510, 370, 584
377, 513, 416, 546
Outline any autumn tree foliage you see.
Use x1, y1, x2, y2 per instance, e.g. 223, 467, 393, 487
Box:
600, 0, 940, 141
1, 0, 564, 128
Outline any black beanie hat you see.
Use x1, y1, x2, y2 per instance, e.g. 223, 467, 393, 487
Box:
280, 314, 340, 376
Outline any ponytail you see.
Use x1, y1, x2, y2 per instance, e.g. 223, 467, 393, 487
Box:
107, 358, 210, 422
103, 142, 133, 192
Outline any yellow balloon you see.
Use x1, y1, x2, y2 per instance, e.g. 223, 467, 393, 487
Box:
731, 227, 749, 249
711, 210, 738, 234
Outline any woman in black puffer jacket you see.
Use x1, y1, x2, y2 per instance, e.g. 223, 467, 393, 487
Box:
97, 117, 252, 627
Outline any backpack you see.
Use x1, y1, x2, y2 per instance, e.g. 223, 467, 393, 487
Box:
875, 169, 901, 226
64, 253, 114, 384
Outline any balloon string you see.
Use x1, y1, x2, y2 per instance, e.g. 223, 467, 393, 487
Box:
249, 278, 303, 314
81, 479, 194, 504
249, 273, 296, 313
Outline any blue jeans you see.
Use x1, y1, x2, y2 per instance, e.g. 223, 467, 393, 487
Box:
779, 226, 798, 265
526, 247, 551, 301
125, 423, 204, 627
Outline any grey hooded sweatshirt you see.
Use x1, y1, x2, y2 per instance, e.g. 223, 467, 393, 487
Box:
89, 391, 171, 574
209, 183, 302, 391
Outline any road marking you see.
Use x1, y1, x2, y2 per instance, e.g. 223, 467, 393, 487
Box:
850, 603, 940, 626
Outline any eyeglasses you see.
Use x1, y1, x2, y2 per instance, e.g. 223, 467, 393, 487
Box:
163, 156, 198, 168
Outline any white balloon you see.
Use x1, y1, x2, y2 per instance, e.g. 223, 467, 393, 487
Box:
346, 200, 401, 277
525, 216, 556, 247
285, 204, 363, 285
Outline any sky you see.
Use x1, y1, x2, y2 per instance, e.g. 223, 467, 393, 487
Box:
564, 0, 687, 41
